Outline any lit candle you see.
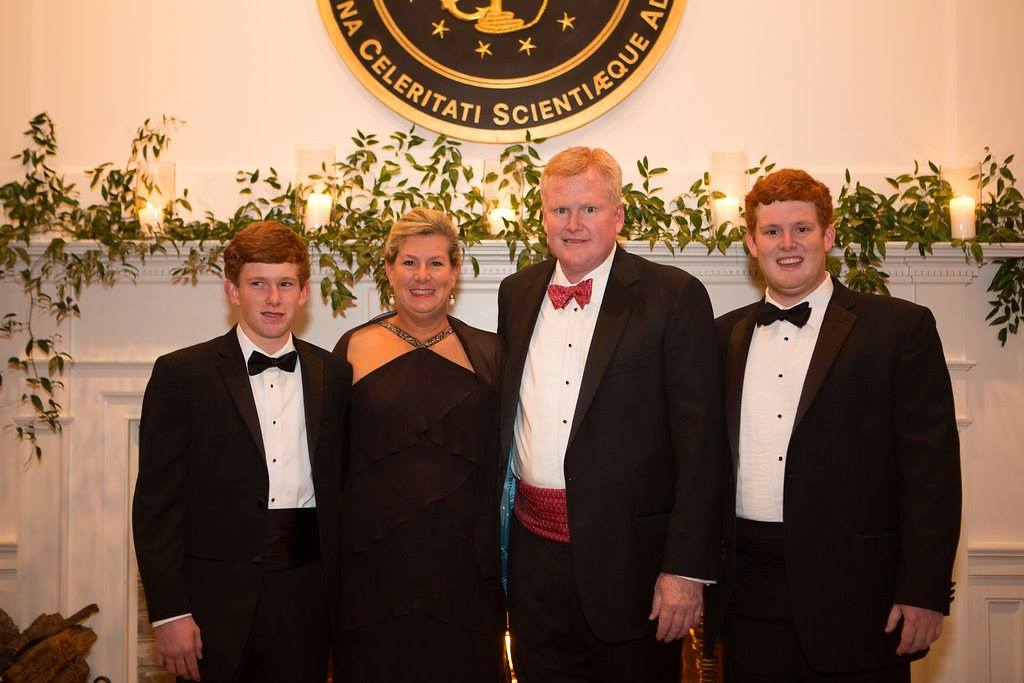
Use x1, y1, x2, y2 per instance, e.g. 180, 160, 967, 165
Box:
138, 201, 162, 229
949, 196, 976, 240
488, 207, 516, 235
304, 192, 332, 229
714, 196, 742, 229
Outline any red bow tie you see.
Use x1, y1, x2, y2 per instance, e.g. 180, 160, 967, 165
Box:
547, 279, 593, 310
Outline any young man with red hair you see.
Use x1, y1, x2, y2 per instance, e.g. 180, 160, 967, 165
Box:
708, 169, 961, 682
133, 221, 348, 682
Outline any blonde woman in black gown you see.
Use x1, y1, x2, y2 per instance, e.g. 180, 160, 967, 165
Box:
333, 208, 507, 682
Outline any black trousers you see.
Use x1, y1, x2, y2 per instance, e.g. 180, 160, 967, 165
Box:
722, 519, 909, 683
508, 516, 680, 683
211, 560, 329, 683
188, 509, 331, 683
338, 612, 507, 683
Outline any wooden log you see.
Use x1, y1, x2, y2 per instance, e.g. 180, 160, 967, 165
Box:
50, 656, 91, 683
0, 604, 98, 666
0, 608, 20, 671
0, 608, 18, 648
3, 626, 97, 683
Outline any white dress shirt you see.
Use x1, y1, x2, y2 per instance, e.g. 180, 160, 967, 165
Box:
512, 247, 616, 488
236, 327, 315, 510
736, 276, 834, 522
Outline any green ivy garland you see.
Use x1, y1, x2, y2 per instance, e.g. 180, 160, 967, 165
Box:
1, 113, 1022, 457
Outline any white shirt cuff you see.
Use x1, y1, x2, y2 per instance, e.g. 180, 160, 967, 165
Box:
151, 613, 192, 628
674, 574, 716, 585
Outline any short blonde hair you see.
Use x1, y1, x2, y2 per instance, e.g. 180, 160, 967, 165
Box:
383, 207, 462, 268
541, 146, 622, 205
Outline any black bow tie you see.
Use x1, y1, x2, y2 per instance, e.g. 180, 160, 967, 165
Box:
247, 350, 298, 376
755, 301, 812, 328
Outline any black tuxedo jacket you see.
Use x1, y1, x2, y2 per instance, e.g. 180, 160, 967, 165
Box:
132, 328, 349, 681
708, 279, 961, 673
497, 247, 725, 642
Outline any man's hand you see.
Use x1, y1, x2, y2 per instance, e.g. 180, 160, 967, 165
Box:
153, 616, 203, 681
884, 604, 943, 655
648, 573, 703, 642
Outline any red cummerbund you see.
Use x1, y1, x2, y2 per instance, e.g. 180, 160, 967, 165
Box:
514, 479, 570, 543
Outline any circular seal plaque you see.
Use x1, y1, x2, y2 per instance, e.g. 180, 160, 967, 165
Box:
317, 0, 686, 143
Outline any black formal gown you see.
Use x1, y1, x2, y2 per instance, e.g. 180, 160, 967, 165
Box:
334, 317, 507, 683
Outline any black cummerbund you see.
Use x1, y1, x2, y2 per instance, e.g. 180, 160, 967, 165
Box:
735, 517, 785, 540
264, 508, 320, 571
734, 518, 785, 572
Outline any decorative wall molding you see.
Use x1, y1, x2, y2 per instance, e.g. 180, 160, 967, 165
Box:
0, 542, 17, 599
18, 240, 1024, 284
68, 361, 156, 375
0, 541, 16, 619
968, 545, 1024, 576
967, 544, 1024, 682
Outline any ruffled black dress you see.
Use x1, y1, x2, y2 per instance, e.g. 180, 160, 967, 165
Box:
333, 317, 507, 682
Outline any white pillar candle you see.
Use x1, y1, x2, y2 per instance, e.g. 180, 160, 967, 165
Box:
138, 201, 162, 230
304, 192, 332, 229
949, 196, 976, 240
714, 196, 742, 229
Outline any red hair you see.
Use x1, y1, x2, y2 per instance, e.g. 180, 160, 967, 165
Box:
745, 169, 833, 230
223, 221, 310, 285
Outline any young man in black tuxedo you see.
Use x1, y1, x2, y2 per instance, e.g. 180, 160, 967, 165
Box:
708, 169, 961, 682
133, 221, 349, 682
497, 147, 724, 682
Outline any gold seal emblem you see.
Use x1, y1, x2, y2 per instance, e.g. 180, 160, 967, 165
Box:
317, 0, 686, 142
440, 0, 548, 34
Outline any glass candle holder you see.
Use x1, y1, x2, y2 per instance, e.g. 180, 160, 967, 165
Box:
296, 145, 336, 229
136, 161, 175, 230
710, 150, 748, 229
483, 160, 523, 235
942, 163, 980, 240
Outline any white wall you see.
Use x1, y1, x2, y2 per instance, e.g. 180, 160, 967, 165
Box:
3, 1, 1022, 202
2, 0, 1024, 678
0, 0, 33, 608
0, 0, 32, 185
0, 0, 32, 541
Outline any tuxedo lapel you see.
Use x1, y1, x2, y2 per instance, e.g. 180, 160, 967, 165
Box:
296, 340, 323, 465
725, 307, 757, 470
793, 281, 857, 430
216, 329, 266, 460
500, 259, 555, 449
568, 249, 638, 448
